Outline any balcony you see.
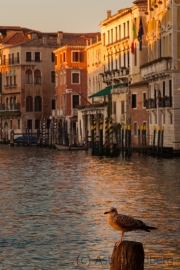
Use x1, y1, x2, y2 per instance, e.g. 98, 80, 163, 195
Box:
0, 103, 21, 117
72, 109, 78, 116
141, 57, 172, 80
145, 96, 172, 109
4, 84, 17, 89
1, 57, 20, 66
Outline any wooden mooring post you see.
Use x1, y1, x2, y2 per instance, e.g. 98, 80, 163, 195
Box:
110, 241, 144, 270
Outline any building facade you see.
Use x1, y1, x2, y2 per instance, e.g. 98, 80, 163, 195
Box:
141, 0, 180, 149
54, 32, 100, 144
0, 27, 58, 141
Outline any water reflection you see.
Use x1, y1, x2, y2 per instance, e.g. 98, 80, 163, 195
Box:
0, 145, 179, 269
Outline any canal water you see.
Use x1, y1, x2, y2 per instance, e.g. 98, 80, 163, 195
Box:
0, 145, 179, 270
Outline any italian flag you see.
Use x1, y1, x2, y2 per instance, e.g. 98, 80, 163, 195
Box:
131, 21, 137, 54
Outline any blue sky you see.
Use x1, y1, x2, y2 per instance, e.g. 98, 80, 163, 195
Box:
2, 0, 133, 33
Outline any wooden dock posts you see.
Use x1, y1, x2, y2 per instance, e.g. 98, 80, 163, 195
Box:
110, 241, 144, 270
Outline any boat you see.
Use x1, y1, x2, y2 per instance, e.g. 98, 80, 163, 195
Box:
55, 144, 88, 151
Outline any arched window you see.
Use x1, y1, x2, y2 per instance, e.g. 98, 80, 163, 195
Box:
34, 69, 41, 84
26, 69, 33, 84
34, 96, 42, 111
26, 96, 33, 112
10, 97, 13, 110
6, 98, 9, 110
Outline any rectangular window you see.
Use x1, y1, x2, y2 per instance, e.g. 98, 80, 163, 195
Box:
143, 92, 146, 108
113, 101, 116, 114
111, 29, 113, 43
26, 52, 32, 61
121, 101, 125, 114
18, 119, 20, 129
115, 27, 117, 41
134, 122, 137, 136
35, 119, 40, 129
55, 55, 57, 65
27, 119, 32, 129
35, 52, 40, 62
107, 31, 110, 44
119, 25, 121, 39
72, 72, 80, 84
72, 95, 79, 108
12, 53, 14, 64
51, 52, 54, 62
17, 52, 20, 63
123, 23, 126, 37
72, 51, 84, 62
127, 21, 129, 36
132, 94, 137, 108
60, 53, 62, 63
72, 51, 78, 62
51, 71, 55, 83
52, 99, 55, 110
63, 52, 66, 62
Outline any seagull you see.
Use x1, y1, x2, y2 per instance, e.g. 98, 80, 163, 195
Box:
104, 207, 157, 247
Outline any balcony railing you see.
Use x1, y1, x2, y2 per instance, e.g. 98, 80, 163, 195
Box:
145, 96, 172, 109
4, 84, 17, 88
0, 103, 21, 117
1, 57, 20, 66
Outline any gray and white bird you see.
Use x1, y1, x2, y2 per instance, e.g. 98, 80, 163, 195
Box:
104, 207, 157, 247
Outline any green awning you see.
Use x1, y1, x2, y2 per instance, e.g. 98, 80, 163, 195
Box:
89, 83, 128, 98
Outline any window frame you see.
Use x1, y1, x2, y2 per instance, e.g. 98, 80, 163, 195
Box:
71, 71, 80, 84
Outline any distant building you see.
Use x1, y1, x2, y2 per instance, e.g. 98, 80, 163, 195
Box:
53, 32, 100, 144
78, 1, 149, 146
141, 0, 180, 149
0, 26, 58, 141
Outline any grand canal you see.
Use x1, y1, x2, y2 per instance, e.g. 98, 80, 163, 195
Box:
0, 145, 179, 269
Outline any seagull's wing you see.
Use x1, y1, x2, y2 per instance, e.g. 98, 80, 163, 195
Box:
114, 214, 143, 231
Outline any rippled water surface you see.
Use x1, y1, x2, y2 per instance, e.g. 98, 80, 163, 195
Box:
0, 145, 179, 269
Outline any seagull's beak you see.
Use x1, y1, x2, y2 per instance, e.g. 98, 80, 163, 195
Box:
104, 211, 109, 215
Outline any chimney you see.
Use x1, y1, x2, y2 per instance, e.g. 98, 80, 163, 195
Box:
86, 39, 89, 46
107, 10, 111, 19
57, 31, 63, 46
43, 36, 47, 45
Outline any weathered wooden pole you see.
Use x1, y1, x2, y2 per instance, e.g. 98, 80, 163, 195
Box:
121, 125, 124, 157
109, 118, 113, 156
99, 118, 103, 155
10, 130, 14, 147
91, 121, 95, 155
161, 126, 164, 154
105, 117, 109, 155
127, 125, 131, 158
138, 125, 141, 155
53, 118, 57, 148
110, 241, 144, 270
42, 118, 46, 147
37, 128, 41, 147
157, 126, 161, 153
152, 125, 156, 155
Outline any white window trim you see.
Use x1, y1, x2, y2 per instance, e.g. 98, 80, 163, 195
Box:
71, 71, 80, 84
